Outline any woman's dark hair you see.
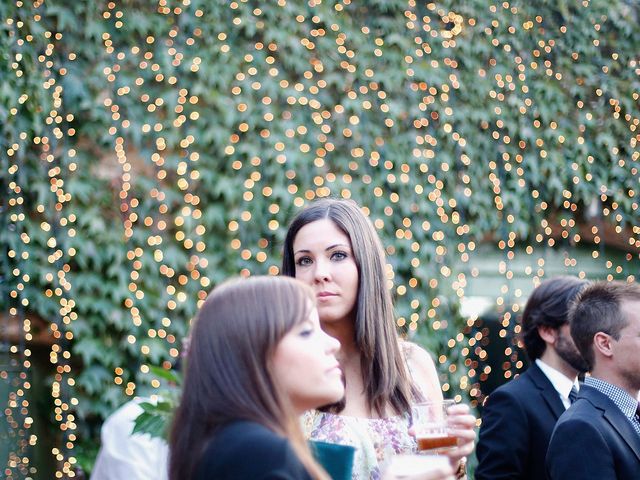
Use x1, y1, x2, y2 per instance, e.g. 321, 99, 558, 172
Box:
282, 198, 416, 417
169, 276, 328, 480
521, 276, 589, 361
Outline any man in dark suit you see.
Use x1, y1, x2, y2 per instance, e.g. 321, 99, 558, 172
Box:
546, 281, 640, 479
475, 276, 589, 480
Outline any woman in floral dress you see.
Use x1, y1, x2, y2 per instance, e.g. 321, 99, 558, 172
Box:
283, 199, 475, 479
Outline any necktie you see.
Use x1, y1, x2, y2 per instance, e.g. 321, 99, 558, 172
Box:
636, 403, 640, 422
568, 386, 578, 404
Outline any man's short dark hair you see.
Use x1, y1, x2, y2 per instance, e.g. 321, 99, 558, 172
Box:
569, 281, 640, 370
521, 276, 589, 360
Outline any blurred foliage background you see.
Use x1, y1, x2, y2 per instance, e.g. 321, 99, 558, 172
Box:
1, 0, 639, 477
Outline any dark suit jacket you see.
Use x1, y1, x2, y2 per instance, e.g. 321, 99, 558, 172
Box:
475, 363, 566, 480
195, 420, 312, 480
546, 384, 640, 479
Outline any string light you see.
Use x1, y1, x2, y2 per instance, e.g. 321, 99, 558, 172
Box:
98, 0, 208, 400
5, 112, 34, 480
4, 1, 79, 477
3, 2, 638, 474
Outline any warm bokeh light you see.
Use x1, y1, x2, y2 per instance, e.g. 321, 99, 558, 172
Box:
2, 0, 638, 476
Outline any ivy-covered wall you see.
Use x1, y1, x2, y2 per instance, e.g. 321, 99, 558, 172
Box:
2, 0, 638, 476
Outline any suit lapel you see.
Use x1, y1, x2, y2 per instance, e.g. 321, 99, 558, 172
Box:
583, 386, 640, 462
528, 363, 565, 419
603, 406, 640, 462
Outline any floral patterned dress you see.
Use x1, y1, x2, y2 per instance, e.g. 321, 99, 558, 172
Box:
303, 410, 417, 480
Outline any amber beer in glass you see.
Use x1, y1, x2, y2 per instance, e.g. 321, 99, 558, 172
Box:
412, 400, 458, 453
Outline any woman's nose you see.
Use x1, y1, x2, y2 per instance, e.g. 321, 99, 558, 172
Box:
323, 331, 340, 354
313, 258, 331, 282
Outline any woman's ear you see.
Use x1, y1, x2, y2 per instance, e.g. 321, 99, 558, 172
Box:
593, 332, 613, 359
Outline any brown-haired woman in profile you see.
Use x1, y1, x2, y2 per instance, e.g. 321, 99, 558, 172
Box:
282, 198, 475, 479
169, 276, 345, 480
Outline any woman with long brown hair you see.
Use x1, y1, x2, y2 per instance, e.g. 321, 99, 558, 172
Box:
169, 276, 344, 480
282, 198, 476, 479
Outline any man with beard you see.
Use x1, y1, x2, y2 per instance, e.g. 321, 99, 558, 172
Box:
546, 281, 640, 479
475, 276, 589, 480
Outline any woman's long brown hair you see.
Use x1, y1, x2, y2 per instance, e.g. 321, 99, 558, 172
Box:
282, 198, 418, 418
169, 276, 329, 480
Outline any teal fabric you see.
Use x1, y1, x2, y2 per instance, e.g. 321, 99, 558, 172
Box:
310, 440, 355, 480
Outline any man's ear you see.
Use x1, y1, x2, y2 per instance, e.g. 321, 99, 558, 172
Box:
593, 332, 613, 359
538, 325, 558, 345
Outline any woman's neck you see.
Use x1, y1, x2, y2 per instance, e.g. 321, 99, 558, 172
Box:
320, 319, 380, 418
320, 319, 357, 354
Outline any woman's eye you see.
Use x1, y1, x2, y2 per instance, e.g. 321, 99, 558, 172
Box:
331, 251, 347, 261
296, 256, 312, 266
298, 323, 314, 337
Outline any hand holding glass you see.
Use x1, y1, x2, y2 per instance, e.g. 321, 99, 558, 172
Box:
412, 400, 458, 453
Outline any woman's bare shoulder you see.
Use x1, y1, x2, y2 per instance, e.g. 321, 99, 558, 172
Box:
401, 340, 434, 361
400, 340, 443, 401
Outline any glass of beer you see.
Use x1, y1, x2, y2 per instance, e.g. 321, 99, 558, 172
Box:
412, 399, 458, 453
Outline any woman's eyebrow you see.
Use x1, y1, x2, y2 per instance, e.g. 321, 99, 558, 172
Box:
294, 243, 349, 255
325, 243, 350, 251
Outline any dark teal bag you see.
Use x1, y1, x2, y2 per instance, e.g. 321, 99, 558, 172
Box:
310, 440, 355, 480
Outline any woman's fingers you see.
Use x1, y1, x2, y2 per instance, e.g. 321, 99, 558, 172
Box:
442, 405, 477, 469
446, 403, 470, 415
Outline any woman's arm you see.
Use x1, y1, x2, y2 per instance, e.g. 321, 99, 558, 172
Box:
403, 342, 476, 479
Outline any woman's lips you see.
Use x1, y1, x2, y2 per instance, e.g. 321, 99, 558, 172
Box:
317, 291, 337, 298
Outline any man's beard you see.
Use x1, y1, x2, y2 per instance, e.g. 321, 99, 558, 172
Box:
556, 330, 589, 373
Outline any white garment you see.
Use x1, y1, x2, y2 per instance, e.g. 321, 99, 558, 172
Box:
91, 398, 169, 480
535, 359, 579, 410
